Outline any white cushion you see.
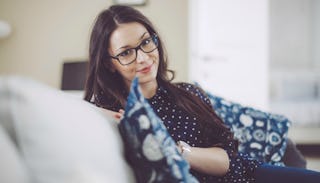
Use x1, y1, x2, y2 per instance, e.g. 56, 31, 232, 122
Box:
0, 76, 134, 183
0, 125, 29, 183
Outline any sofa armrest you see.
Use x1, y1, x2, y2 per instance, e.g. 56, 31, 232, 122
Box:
282, 138, 306, 168
0, 125, 29, 183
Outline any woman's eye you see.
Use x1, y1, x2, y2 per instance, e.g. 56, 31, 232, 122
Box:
119, 49, 132, 57
142, 38, 151, 46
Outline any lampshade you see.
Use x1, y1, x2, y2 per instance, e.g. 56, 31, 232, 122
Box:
61, 61, 88, 90
0, 20, 11, 38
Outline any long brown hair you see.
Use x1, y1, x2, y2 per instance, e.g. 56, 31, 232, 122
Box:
84, 5, 237, 153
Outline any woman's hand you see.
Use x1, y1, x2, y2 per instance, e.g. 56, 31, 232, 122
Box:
187, 146, 229, 176
100, 108, 125, 123
177, 141, 229, 176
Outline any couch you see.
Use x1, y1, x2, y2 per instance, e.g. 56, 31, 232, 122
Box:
0, 76, 135, 183
0, 76, 306, 183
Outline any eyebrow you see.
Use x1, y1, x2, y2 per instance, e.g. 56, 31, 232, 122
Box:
116, 32, 149, 51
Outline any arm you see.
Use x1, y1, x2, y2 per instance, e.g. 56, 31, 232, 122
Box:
100, 108, 124, 123
188, 147, 229, 176
174, 84, 232, 176
178, 143, 230, 176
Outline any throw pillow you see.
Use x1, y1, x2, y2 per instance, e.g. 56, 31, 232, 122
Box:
205, 91, 291, 166
0, 125, 29, 183
0, 76, 134, 183
118, 77, 199, 183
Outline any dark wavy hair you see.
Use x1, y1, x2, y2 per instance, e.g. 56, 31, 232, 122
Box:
84, 5, 171, 108
84, 5, 237, 153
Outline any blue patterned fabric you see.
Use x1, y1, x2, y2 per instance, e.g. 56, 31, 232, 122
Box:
118, 78, 199, 183
148, 83, 261, 182
204, 91, 291, 166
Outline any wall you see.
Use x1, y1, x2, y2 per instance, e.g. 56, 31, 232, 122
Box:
269, 0, 320, 127
311, 0, 320, 68
0, 0, 188, 89
189, 0, 269, 110
270, 0, 320, 69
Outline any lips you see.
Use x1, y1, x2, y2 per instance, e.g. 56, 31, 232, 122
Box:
137, 64, 153, 74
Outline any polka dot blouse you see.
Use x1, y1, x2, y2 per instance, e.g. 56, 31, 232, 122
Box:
147, 83, 262, 183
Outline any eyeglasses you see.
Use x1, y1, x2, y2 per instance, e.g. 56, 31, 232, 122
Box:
110, 34, 159, 66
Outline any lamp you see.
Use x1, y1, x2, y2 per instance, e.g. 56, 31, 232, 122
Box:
61, 61, 88, 90
0, 20, 11, 38
114, 0, 147, 6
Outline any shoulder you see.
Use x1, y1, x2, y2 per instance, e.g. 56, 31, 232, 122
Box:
175, 82, 198, 91
175, 82, 204, 95
174, 82, 211, 105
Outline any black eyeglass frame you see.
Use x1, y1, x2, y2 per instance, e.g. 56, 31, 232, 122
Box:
109, 34, 159, 66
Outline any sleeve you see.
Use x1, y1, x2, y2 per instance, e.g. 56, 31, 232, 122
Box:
176, 83, 213, 107
177, 83, 261, 182
118, 78, 200, 183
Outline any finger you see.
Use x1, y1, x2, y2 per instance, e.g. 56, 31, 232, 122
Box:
114, 113, 122, 119
118, 109, 125, 114
100, 108, 122, 120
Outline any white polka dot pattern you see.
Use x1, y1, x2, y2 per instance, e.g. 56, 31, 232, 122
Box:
119, 78, 199, 183
147, 83, 262, 183
201, 83, 291, 167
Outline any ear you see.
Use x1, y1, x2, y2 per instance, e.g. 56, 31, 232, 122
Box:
104, 60, 116, 73
110, 63, 117, 73
110, 66, 116, 73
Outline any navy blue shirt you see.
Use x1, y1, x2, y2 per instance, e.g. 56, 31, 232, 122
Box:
147, 83, 262, 183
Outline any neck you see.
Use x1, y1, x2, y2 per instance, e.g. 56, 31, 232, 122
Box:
140, 81, 158, 99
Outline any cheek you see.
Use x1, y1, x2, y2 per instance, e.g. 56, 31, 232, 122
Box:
126, 67, 136, 76
115, 64, 136, 78
151, 50, 160, 63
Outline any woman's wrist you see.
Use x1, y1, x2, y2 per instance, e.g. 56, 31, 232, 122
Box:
177, 141, 192, 159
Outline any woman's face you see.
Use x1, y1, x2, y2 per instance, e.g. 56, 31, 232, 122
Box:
108, 22, 159, 88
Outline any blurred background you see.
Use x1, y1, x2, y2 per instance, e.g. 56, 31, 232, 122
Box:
0, 0, 319, 170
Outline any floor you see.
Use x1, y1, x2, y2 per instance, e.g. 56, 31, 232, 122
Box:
306, 156, 320, 171
289, 127, 320, 172
297, 145, 320, 172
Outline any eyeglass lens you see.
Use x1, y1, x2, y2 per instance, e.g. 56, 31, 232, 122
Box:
115, 35, 158, 65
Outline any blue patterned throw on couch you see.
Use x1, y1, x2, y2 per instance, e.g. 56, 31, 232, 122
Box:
204, 90, 291, 166
118, 78, 199, 183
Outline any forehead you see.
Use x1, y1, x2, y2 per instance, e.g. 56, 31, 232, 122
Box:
109, 22, 149, 51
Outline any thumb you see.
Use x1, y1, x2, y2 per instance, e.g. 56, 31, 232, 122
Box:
118, 109, 125, 114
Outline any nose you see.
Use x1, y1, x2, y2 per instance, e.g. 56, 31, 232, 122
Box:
136, 49, 149, 64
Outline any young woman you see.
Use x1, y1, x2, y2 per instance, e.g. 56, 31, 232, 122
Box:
84, 5, 320, 183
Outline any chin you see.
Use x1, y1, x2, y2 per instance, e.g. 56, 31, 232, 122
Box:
138, 76, 156, 84
139, 71, 158, 82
